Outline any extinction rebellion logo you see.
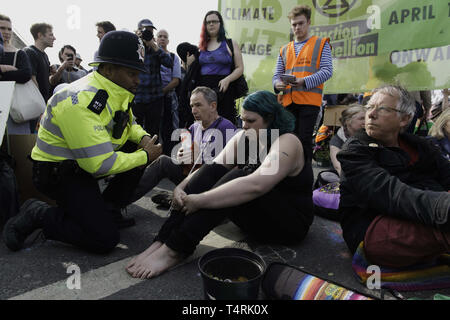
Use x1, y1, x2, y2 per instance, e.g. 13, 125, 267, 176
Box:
313, 0, 357, 18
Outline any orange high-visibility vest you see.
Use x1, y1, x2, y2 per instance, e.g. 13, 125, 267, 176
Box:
280, 36, 330, 108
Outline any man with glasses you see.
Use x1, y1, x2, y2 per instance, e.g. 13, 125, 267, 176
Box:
338, 85, 450, 269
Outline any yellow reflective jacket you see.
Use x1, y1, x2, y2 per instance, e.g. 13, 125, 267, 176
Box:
32, 71, 148, 178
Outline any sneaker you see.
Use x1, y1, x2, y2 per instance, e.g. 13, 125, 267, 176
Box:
3, 199, 50, 252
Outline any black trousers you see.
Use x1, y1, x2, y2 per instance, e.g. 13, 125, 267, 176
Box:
33, 145, 144, 254
132, 98, 164, 141
286, 104, 320, 162
155, 164, 310, 255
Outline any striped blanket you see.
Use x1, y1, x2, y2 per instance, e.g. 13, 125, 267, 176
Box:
352, 242, 450, 292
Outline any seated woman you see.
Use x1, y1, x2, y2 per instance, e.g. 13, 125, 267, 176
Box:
313, 104, 365, 221
329, 104, 366, 176
126, 91, 314, 279
427, 108, 450, 161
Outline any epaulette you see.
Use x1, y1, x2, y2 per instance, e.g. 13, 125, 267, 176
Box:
87, 89, 109, 115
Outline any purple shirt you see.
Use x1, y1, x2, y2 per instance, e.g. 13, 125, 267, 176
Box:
189, 117, 236, 163
199, 41, 233, 76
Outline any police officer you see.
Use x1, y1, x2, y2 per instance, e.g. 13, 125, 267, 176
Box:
4, 31, 162, 254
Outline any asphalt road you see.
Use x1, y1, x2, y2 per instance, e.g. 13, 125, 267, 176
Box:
1, 164, 449, 305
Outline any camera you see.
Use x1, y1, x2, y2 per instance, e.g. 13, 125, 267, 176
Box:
141, 28, 154, 41
67, 53, 74, 61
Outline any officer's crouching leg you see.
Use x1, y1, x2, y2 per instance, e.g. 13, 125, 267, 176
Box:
87, 225, 120, 254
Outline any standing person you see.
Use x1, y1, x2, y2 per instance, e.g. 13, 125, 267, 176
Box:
75, 53, 87, 72
176, 42, 200, 129
3, 31, 163, 254
157, 29, 182, 155
94, 21, 116, 60
273, 5, 333, 161
126, 91, 314, 279
50, 45, 87, 87
133, 19, 173, 143
23, 23, 55, 104
0, 14, 33, 134
338, 85, 450, 268
196, 10, 244, 125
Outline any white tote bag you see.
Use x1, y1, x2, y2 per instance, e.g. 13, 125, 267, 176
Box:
9, 51, 46, 123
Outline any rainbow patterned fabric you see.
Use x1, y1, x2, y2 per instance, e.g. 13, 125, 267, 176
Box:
293, 274, 372, 300
352, 242, 450, 292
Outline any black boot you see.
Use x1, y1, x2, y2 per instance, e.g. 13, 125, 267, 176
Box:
107, 204, 136, 229
3, 199, 50, 251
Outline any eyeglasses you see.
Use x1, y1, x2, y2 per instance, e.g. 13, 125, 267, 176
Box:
206, 20, 220, 25
364, 104, 405, 115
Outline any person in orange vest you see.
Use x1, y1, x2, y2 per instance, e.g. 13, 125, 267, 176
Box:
273, 5, 333, 162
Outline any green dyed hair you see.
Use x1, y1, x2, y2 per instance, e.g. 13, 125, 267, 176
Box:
242, 90, 295, 135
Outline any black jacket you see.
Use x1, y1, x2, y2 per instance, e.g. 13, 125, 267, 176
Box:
337, 130, 450, 253
178, 55, 201, 128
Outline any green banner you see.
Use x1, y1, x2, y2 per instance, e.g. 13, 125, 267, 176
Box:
218, 0, 450, 94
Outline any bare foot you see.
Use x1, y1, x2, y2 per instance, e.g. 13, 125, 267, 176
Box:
130, 244, 185, 279
126, 241, 163, 275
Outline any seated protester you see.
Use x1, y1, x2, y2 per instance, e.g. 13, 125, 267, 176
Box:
129, 86, 237, 204
49, 45, 87, 89
427, 108, 450, 161
313, 104, 366, 221
329, 104, 366, 176
126, 91, 314, 279
338, 85, 450, 268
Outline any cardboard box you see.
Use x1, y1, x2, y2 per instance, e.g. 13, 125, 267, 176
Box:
8, 134, 55, 205
322, 105, 349, 127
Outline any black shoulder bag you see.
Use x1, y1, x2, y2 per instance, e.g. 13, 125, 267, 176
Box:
226, 38, 249, 100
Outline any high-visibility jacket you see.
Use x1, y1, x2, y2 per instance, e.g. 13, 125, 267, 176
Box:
280, 36, 330, 108
32, 71, 149, 178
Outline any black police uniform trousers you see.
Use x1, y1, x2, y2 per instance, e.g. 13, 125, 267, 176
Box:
286, 103, 320, 162
33, 143, 144, 254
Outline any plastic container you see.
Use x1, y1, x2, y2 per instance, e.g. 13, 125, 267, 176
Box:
198, 248, 266, 300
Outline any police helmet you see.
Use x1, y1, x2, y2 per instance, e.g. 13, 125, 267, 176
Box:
89, 31, 147, 73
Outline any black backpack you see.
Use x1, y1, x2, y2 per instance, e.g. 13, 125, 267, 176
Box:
0, 152, 19, 229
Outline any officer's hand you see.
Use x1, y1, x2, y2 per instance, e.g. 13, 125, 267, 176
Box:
275, 80, 287, 92
138, 135, 152, 149
143, 135, 162, 163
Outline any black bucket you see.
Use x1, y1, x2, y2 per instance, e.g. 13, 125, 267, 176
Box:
198, 248, 266, 300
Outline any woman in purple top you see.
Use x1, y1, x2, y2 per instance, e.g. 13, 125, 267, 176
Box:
195, 10, 244, 125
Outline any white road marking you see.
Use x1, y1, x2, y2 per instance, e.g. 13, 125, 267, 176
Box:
9, 223, 246, 300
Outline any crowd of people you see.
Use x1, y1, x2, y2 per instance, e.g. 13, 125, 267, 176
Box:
0, 5, 449, 284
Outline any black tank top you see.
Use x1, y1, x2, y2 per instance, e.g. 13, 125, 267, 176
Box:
238, 134, 314, 210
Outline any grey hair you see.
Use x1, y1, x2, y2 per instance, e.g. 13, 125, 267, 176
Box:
371, 85, 416, 125
191, 86, 217, 105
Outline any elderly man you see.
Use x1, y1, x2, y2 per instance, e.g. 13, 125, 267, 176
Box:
338, 85, 450, 268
